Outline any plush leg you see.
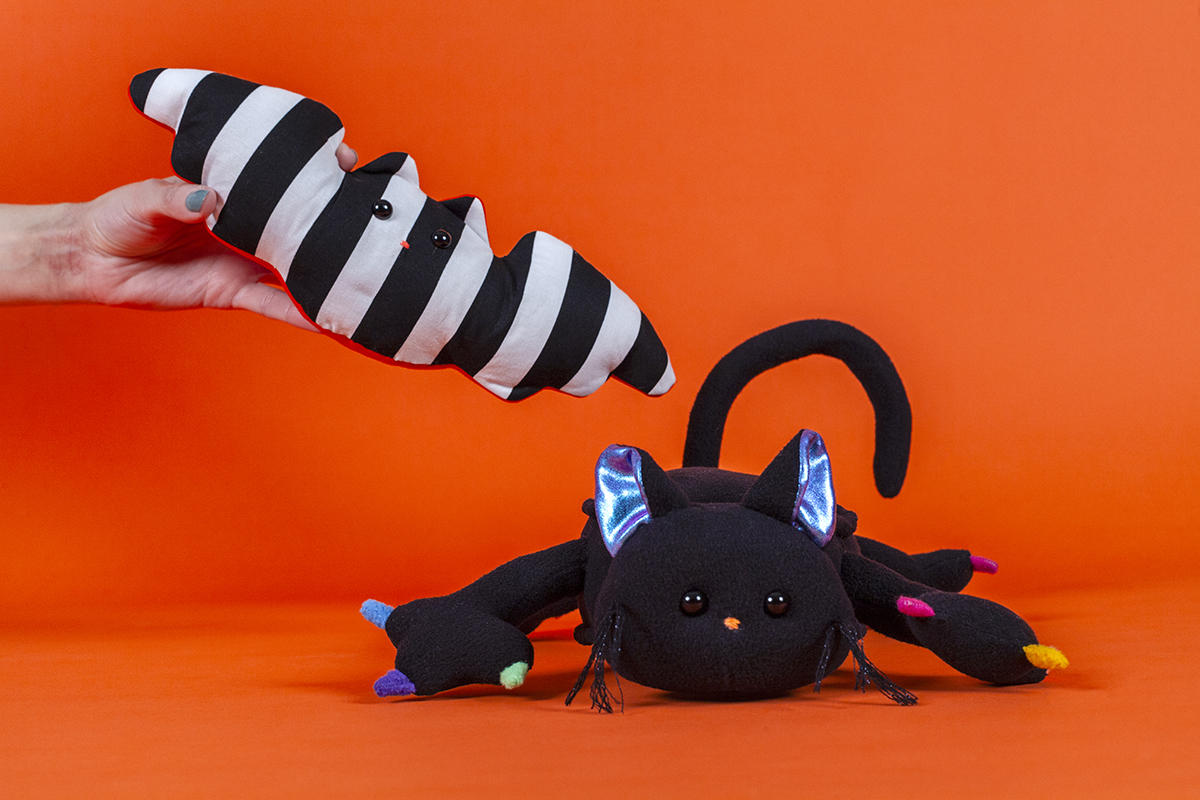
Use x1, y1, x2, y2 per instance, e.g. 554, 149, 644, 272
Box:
517, 596, 580, 634
857, 536, 993, 592
364, 538, 587, 697
900, 592, 1052, 685
841, 553, 1062, 685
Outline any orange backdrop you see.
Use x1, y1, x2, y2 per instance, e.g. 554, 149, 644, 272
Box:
3, 0, 1197, 608
2, 2, 1199, 796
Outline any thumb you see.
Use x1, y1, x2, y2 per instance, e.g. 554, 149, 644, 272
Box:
133, 178, 217, 224
172, 182, 217, 222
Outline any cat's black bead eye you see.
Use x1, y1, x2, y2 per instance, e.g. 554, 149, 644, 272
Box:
432, 229, 453, 249
764, 592, 790, 617
372, 200, 393, 219
680, 590, 708, 616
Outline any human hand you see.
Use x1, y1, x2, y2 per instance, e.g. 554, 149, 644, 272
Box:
1, 144, 358, 330
65, 175, 320, 329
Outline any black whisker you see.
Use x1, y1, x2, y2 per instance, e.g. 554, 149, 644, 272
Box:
838, 622, 917, 706
565, 609, 625, 713
813, 625, 838, 693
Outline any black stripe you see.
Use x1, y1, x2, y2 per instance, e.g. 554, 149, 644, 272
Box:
510, 252, 611, 396
351, 198, 467, 356
211, 98, 343, 255
129, 68, 165, 113
439, 195, 477, 223
357, 152, 411, 176
611, 313, 670, 394
170, 73, 258, 184
284, 167, 397, 320
432, 232, 537, 375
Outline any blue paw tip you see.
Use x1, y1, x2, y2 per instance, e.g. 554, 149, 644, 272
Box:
360, 599, 395, 629
374, 669, 416, 698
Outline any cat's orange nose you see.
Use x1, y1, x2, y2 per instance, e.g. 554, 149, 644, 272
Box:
723, 617, 741, 631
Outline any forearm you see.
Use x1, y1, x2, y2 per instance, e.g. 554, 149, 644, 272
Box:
0, 202, 86, 305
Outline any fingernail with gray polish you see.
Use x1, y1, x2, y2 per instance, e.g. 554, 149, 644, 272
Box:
186, 190, 209, 212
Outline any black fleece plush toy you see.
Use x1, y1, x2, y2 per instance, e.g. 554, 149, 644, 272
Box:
362, 320, 1067, 709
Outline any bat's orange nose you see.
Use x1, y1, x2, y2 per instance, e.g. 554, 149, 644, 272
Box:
723, 617, 741, 631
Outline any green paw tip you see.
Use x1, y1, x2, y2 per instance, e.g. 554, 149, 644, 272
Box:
499, 661, 529, 690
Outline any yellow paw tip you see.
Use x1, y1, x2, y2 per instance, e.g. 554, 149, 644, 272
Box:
499, 661, 529, 690
1024, 644, 1069, 670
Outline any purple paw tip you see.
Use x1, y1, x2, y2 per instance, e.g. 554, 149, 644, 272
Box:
373, 670, 416, 698
970, 555, 999, 574
897, 596, 936, 618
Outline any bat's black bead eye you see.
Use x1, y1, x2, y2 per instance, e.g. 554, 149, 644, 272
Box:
432, 229, 453, 249
680, 590, 707, 616
373, 200, 393, 219
764, 592, 790, 617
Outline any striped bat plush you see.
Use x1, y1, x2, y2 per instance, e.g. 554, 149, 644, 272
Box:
129, 68, 674, 401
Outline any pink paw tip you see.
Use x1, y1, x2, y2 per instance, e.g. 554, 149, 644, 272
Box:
970, 555, 999, 574
897, 596, 936, 618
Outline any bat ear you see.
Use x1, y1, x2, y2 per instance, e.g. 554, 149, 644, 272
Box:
594, 445, 690, 556
741, 429, 837, 546
355, 152, 418, 184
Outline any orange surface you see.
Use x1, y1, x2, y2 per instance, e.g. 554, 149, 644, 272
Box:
3, 581, 1198, 798
2, 1, 1198, 796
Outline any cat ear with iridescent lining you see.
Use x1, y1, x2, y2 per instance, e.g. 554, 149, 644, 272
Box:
593, 445, 690, 556
740, 429, 837, 546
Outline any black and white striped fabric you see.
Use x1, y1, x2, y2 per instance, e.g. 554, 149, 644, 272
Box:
129, 68, 674, 401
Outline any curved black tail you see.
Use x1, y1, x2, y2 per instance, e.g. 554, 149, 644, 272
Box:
681, 320, 911, 498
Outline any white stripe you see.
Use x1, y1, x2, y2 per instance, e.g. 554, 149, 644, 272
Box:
463, 198, 489, 243
314, 173, 427, 338
254, 129, 346, 280
142, 69, 211, 131
559, 283, 642, 397
398, 156, 419, 185
392, 222, 493, 364
202, 86, 303, 222
648, 360, 675, 396
472, 233, 573, 394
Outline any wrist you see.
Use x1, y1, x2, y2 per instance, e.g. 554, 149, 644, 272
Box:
0, 202, 87, 305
